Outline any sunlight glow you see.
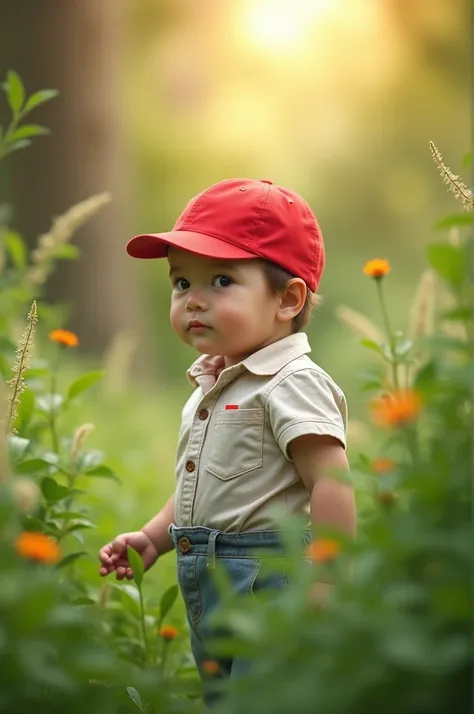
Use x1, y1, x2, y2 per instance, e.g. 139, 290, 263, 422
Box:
242, 0, 336, 50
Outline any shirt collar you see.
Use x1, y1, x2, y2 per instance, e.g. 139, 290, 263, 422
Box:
186, 333, 311, 392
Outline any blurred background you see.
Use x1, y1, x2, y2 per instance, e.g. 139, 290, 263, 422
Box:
0, 0, 470, 581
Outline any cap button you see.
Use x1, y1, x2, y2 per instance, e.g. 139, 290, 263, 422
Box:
260, 179, 273, 185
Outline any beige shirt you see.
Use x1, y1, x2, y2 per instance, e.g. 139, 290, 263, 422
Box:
173, 333, 347, 532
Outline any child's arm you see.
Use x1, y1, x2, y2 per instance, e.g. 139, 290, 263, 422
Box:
289, 434, 355, 537
289, 434, 356, 603
141, 494, 176, 556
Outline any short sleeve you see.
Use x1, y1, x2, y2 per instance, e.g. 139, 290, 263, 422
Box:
266, 368, 347, 459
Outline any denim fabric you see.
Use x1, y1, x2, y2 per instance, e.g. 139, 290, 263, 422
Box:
170, 526, 311, 705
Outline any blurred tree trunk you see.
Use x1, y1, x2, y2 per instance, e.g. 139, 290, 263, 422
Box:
0, 0, 144, 356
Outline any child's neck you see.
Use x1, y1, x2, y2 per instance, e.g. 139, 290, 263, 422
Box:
223, 328, 294, 369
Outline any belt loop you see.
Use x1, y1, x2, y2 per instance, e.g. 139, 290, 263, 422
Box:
206, 530, 220, 569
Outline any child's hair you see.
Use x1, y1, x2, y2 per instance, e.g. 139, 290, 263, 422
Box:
261, 261, 322, 332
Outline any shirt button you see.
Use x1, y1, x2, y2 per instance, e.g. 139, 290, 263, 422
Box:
185, 460, 196, 472
198, 409, 209, 420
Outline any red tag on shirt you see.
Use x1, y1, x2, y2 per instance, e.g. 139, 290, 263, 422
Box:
225, 404, 239, 410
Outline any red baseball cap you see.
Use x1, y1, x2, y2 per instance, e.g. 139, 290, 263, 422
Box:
126, 178, 325, 292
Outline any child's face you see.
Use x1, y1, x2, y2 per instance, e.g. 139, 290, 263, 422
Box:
168, 248, 285, 365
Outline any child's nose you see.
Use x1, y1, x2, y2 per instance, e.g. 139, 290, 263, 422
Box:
185, 290, 208, 312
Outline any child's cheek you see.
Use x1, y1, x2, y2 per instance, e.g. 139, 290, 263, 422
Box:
169, 300, 183, 336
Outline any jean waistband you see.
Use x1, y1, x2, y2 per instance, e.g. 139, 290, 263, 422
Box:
169, 525, 311, 569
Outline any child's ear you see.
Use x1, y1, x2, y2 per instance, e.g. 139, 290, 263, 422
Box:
277, 278, 306, 323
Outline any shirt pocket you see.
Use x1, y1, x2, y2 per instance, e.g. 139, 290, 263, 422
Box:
205, 408, 264, 481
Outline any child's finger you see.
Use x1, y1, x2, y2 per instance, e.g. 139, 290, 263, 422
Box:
111, 535, 127, 558
113, 557, 130, 569
99, 544, 113, 565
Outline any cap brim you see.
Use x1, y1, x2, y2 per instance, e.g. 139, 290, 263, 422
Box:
126, 230, 256, 261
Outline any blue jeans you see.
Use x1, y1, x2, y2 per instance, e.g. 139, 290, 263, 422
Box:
170, 526, 311, 705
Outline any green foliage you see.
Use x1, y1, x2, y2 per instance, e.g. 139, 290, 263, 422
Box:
209, 204, 473, 712
0, 71, 201, 713
0, 70, 57, 160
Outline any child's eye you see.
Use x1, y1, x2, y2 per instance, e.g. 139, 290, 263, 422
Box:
212, 275, 233, 288
174, 278, 190, 291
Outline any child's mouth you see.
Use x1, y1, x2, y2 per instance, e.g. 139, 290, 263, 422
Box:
188, 321, 210, 331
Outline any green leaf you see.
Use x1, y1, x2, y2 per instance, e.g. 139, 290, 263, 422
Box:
7, 139, 32, 153
84, 465, 120, 482
63, 520, 94, 531
442, 306, 473, 321
394, 339, 414, 358
5, 70, 25, 113
52, 511, 86, 520
36, 394, 64, 416
71, 596, 95, 605
66, 371, 104, 402
8, 435, 30, 462
22, 515, 46, 531
23, 88, 59, 113
127, 546, 144, 588
56, 551, 87, 569
160, 584, 179, 622
8, 124, 49, 141
426, 243, 466, 290
414, 361, 437, 392
76, 450, 104, 473
462, 152, 474, 167
41, 477, 70, 503
434, 213, 474, 230
126, 687, 145, 711
4, 230, 27, 269
16, 458, 51, 475
360, 339, 384, 355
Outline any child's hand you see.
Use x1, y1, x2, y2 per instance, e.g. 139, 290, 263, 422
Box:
99, 530, 159, 580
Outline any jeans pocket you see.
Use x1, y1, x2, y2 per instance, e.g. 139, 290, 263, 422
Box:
251, 558, 289, 597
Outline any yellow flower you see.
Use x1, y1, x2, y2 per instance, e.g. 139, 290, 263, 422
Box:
370, 390, 423, 428
306, 538, 341, 563
201, 659, 220, 675
15, 531, 61, 564
363, 259, 391, 279
371, 458, 396, 474
49, 329, 79, 348
159, 625, 179, 641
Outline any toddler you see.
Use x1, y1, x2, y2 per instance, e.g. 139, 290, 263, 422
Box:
99, 178, 356, 695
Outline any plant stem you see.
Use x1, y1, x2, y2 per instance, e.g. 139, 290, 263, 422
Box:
161, 640, 169, 677
138, 586, 150, 667
403, 425, 420, 464
376, 279, 400, 390
49, 348, 61, 454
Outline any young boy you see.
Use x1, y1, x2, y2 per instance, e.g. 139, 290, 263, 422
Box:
99, 178, 356, 687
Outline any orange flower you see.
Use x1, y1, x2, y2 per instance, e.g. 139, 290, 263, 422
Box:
363, 259, 391, 279
49, 329, 79, 348
159, 625, 179, 641
201, 659, 220, 675
370, 390, 422, 428
371, 458, 396, 474
15, 531, 61, 564
306, 538, 341, 563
